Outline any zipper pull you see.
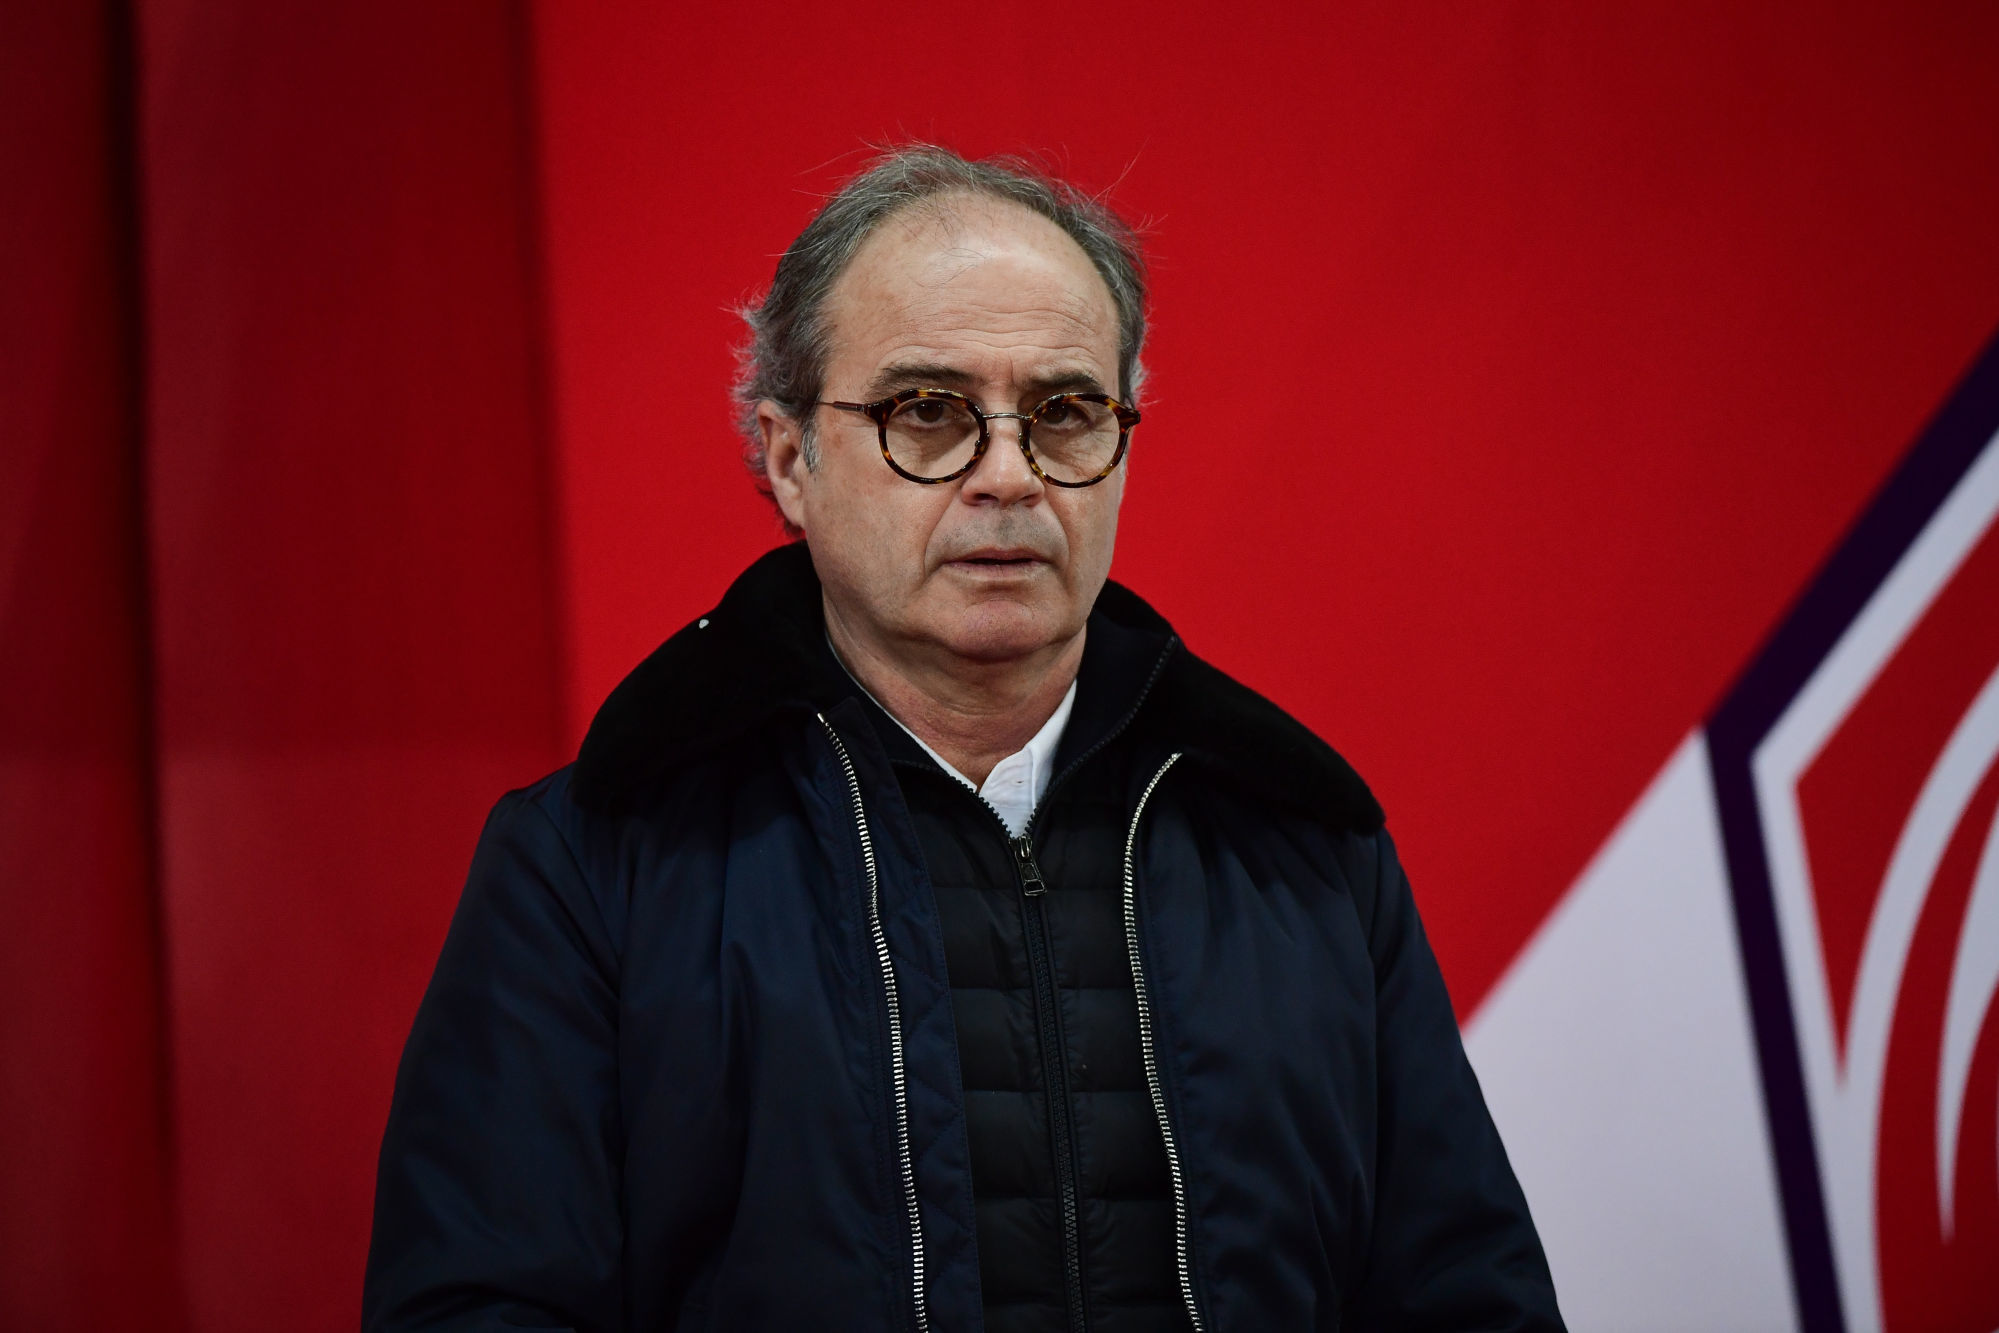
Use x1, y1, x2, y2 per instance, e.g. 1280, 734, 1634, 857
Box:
1014, 835, 1048, 896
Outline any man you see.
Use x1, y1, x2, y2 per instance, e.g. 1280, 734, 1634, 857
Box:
365, 147, 1562, 1332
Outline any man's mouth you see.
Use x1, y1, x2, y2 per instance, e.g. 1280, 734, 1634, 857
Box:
951, 548, 1045, 569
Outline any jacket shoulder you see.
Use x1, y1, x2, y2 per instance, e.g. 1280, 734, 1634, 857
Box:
1143, 642, 1385, 839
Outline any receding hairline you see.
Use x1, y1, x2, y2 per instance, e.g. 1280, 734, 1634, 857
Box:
816, 188, 1123, 367
835, 185, 1115, 284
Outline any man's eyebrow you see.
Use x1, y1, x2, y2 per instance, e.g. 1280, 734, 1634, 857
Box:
860, 363, 979, 398
859, 362, 1111, 401
1020, 369, 1110, 398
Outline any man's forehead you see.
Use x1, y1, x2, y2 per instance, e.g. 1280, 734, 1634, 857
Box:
825, 195, 1118, 370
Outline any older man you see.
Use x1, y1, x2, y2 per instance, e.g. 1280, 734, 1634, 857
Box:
365, 147, 1563, 1333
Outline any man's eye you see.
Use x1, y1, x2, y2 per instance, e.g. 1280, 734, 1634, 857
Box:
903, 401, 952, 426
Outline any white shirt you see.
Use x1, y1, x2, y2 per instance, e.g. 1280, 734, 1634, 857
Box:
906, 681, 1076, 838
832, 640, 1077, 837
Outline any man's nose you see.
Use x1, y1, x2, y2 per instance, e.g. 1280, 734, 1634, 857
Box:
962, 414, 1042, 501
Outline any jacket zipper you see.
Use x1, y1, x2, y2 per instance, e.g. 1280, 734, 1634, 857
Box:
1011, 833, 1088, 1332
1122, 752, 1205, 1332
818, 714, 928, 1333
1014, 835, 1048, 895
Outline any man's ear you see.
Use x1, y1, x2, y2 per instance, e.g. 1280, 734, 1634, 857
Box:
759, 401, 810, 534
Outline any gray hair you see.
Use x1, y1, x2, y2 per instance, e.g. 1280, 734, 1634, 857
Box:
734, 145, 1149, 495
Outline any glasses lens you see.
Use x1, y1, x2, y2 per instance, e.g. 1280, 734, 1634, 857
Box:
1030, 396, 1124, 483
883, 394, 981, 479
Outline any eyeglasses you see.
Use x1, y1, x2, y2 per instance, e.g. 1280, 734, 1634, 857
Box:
816, 387, 1140, 487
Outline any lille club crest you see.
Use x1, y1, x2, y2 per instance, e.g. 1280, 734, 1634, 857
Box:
1710, 335, 1999, 1333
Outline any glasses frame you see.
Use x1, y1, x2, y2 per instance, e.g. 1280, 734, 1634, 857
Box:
816, 386, 1140, 487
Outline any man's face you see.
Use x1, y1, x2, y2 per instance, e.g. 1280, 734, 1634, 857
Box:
765, 195, 1127, 671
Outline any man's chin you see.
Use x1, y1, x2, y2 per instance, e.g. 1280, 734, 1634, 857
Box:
928, 601, 1076, 667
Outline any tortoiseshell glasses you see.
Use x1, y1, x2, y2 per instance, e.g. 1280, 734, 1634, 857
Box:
816, 387, 1140, 487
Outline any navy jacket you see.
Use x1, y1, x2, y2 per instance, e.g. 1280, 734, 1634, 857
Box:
364, 544, 1562, 1332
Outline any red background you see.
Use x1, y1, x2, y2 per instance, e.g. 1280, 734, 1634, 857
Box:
7, 1, 1999, 1327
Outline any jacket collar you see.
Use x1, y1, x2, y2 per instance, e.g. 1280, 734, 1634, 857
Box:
573, 542, 1382, 836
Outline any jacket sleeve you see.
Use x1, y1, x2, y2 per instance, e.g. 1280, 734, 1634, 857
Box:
363, 790, 625, 1333
1344, 830, 1565, 1333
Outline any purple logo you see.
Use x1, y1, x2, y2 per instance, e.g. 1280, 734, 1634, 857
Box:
1710, 336, 1999, 1333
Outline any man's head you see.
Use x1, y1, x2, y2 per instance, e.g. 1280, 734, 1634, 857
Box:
738, 148, 1148, 677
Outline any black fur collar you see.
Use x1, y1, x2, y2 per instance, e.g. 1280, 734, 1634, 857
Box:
573, 542, 1382, 836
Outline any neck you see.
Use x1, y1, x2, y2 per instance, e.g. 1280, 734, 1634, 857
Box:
825, 599, 1083, 787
